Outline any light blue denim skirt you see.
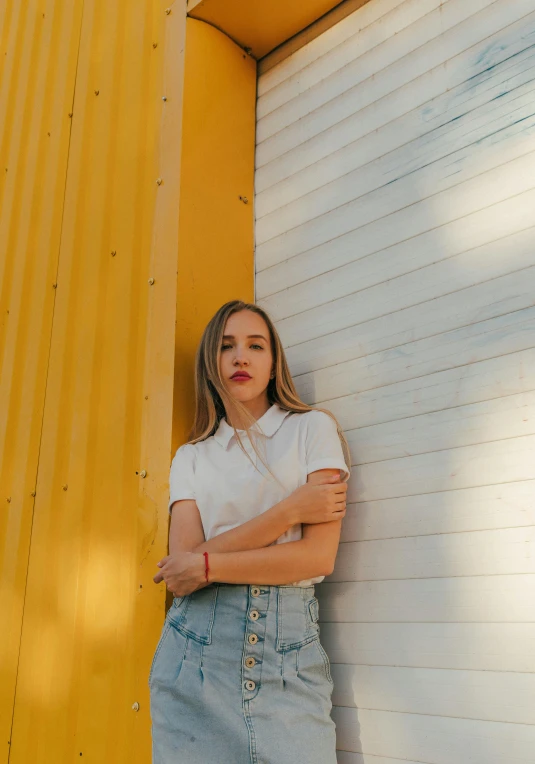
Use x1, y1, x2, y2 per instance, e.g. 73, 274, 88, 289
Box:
148, 582, 337, 763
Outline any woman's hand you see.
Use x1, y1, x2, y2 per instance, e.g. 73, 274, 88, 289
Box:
153, 551, 206, 596
284, 473, 347, 525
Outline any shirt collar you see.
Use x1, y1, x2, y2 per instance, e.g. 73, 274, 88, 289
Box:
213, 403, 291, 450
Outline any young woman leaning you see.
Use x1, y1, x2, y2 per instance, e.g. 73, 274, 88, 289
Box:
149, 299, 351, 764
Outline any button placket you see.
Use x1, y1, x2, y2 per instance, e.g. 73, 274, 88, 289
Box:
243, 585, 267, 698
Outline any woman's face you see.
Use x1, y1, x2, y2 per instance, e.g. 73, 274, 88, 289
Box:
219, 310, 274, 405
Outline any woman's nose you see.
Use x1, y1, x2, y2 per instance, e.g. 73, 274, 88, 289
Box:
232, 346, 249, 364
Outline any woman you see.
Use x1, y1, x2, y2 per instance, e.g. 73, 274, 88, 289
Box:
149, 299, 351, 764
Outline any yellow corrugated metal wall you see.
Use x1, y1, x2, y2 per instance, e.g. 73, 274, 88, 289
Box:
173, 17, 256, 450
0, 1, 186, 761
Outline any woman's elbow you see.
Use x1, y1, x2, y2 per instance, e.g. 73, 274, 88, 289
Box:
321, 556, 336, 577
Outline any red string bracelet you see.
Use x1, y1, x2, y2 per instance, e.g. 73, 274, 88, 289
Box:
203, 551, 210, 582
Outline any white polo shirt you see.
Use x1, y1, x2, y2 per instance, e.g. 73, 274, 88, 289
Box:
168, 403, 351, 587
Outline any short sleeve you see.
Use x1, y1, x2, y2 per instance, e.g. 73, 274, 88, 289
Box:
304, 410, 351, 482
168, 444, 196, 515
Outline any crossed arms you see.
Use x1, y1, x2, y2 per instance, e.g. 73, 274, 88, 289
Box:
167, 469, 346, 586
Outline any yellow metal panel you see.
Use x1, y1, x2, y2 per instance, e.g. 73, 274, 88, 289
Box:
0, 1, 85, 757
187, 0, 346, 58
1, 1, 186, 761
173, 18, 255, 444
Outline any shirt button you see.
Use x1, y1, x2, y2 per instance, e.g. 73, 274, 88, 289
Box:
244, 680, 256, 691
251, 586, 261, 597
249, 609, 260, 621
248, 633, 258, 645
245, 657, 256, 668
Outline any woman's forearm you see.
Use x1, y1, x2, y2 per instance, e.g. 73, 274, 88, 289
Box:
206, 538, 330, 585
191, 497, 296, 555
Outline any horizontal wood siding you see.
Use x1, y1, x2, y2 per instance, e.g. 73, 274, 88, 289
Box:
255, 0, 535, 760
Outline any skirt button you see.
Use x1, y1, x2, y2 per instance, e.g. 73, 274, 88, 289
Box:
248, 633, 258, 645
244, 680, 256, 690
245, 657, 256, 668
249, 609, 260, 621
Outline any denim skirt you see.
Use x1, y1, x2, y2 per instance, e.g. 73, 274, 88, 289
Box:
148, 582, 337, 763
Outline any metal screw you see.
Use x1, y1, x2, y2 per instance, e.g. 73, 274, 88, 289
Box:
148, 277, 155, 285
132, 702, 140, 712
52, 283, 57, 288
165, 8, 171, 14
63, 485, 68, 491
94, 90, 99, 95
152, 43, 158, 49
68, 113, 73, 118
111, 251, 116, 257
162, 96, 167, 101
239, 196, 249, 204
144, 395, 149, 400
7, 497, 11, 503
156, 177, 163, 185
31, 491, 36, 497
136, 470, 147, 478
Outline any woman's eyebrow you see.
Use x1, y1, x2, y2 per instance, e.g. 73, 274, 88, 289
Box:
222, 334, 267, 341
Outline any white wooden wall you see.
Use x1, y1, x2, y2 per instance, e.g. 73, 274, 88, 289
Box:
254, 0, 535, 761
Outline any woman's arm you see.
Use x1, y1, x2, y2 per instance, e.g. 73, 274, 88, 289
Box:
169, 496, 296, 557
157, 470, 347, 592
205, 469, 343, 584
169, 470, 344, 557
205, 535, 331, 584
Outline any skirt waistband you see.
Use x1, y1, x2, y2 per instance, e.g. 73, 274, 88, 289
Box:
214, 582, 315, 591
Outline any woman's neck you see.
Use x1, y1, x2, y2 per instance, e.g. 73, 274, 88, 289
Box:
225, 398, 272, 430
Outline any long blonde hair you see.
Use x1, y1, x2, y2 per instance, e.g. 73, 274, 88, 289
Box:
185, 300, 351, 480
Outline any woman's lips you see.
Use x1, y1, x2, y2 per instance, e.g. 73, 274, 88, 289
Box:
231, 374, 251, 381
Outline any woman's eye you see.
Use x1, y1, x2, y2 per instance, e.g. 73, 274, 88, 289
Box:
221, 343, 263, 350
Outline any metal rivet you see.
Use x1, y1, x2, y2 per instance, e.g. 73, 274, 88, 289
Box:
156, 177, 163, 185
148, 277, 155, 285
162, 96, 167, 101
239, 196, 248, 204
136, 470, 147, 478
132, 702, 139, 712
63, 485, 68, 491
